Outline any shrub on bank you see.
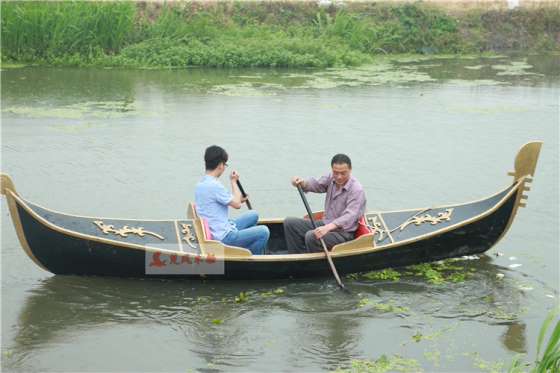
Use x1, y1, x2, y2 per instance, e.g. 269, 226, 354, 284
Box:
1, 1, 558, 68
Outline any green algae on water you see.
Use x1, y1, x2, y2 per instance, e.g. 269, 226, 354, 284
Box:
492, 61, 542, 76
357, 296, 409, 314
2, 100, 138, 120
487, 307, 518, 321
292, 63, 435, 90
465, 352, 507, 373
372, 302, 409, 314
406, 324, 458, 346
260, 288, 285, 297
358, 298, 371, 308
362, 269, 401, 281
444, 79, 504, 87
210, 82, 284, 96
3, 106, 85, 120
48, 122, 109, 133
423, 350, 441, 368
333, 355, 423, 373
234, 291, 249, 303
405, 260, 472, 284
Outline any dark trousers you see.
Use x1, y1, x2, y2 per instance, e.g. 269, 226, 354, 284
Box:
283, 217, 354, 254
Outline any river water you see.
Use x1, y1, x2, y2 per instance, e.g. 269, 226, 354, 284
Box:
1, 54, 558, 372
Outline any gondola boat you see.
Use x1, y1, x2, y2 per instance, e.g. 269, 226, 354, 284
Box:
1, 142, 542, 279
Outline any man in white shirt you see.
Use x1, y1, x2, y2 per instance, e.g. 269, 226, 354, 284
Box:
194, 145, 269, 255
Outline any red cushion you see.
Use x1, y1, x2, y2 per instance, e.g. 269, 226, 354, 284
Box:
354, 216, 372, 238
202, 218, 213, 240
304, 211, 324, 221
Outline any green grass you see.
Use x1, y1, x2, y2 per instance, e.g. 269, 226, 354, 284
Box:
533, 309, 560, 373
508, 308, 560, 373
1, 2, 559, 68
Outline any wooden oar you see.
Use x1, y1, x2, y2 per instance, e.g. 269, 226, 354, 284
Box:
296, 184, 348, 292
236, 180, 252, 210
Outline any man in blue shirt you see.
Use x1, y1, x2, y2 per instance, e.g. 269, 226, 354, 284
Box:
195, 145, 269, 255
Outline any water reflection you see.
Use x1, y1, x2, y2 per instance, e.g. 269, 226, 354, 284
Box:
2, 54, 558, 109
502, 322, 527, 353
7, 255, 534, 370
1, 68, 136, 106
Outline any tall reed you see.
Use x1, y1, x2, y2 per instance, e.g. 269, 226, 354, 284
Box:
1, 2, 135, 61
533, 309, 560, 373
509, 309, 560, 373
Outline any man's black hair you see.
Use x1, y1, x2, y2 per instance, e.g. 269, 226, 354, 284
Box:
331, 153, 352, 168
205, 145, 228, 171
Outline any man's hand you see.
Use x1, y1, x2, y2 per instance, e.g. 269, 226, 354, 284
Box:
313, 226, 330, 240
291, 176, 305, 187
230, 170, 240, 181
314, 223, 337, 240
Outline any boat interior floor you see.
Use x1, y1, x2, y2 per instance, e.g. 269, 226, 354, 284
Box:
260, 222, 289, 255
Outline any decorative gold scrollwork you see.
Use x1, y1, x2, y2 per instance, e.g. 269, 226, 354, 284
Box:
367, 215, 387, 241
93, 220, 165, 240
180, 223, 197, 249
399, 208, 454, 231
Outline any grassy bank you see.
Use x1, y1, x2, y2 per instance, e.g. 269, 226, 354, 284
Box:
1, 1, 559, 68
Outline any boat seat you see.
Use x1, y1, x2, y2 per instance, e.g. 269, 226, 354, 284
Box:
191, 203, 213, 240
187, 203, 252, 257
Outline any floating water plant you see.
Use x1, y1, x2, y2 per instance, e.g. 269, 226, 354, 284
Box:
234, 292, 249, 303
333, 355, 422, 373
362, 269, 401, 281
406, 260, 472, 284
260, 288, 286, 297
492, 61, 541, 76
358, 298, 371, 308
372, 302, 409, 314
406, 325, 457, 346
467, 352, 506, 373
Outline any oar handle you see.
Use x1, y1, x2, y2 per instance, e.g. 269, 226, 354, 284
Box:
296, 184, 317, 229
236, 180, 252, 210
296, 183, 348, 292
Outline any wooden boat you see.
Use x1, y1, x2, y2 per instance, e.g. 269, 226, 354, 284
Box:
1, 142, 542, 279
